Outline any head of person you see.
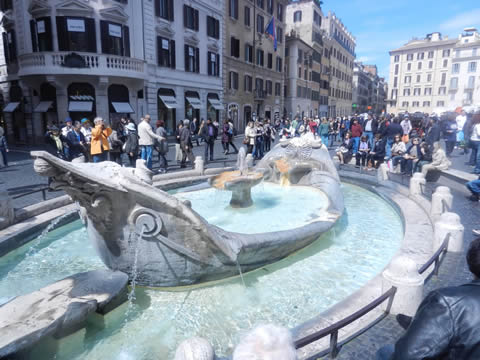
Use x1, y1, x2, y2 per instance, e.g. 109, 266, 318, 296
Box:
345, 132, 351, 139
412, 137, 420, 145
375, 133, 382, 140
352, 118, 358, 124
467, 238, 480, 280
145, 114, 151, 122
126, 123, 136, 133
94, 117, 104, 127
74, 121, 82, 131
394, 134, 401, 143
207, 118, 212, 124
50, 125, 59, 135
183, 119, 190, 127
248, 121, 254, 128
433, 141, 441, 151
81, 118, 89, 127
65, 117, 72, 127
360, 135, 367, 142
322, 118, 327, 124
157, 120, 165, 128
193, 117, 197, 123
232, 324, 297, 360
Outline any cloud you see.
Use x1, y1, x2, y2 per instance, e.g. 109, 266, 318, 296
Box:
356, 56, 371, 63
439, 8, 480, 32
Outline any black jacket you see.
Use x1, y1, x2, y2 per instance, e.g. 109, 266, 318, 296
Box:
425, 123, 441, 146
371, 138, 386, 157
180, 127, 192, 147
201, 124, 217, 142
383, 123, 403, 138
66, 130, 86, 159
393, 280, 480, 360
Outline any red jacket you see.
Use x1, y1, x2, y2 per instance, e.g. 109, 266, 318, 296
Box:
351, 123, 363, 138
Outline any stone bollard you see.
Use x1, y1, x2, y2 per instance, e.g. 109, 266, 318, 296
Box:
194, 156, 204, 175
245, 154, 254, 168
430, 186, 453, 220
409, 173, 426, 196
0, 189, 15, 230
382, 255, 424, 316
434, 212, 464, 253
174, 337, 215, 360
377, 163, 389, 182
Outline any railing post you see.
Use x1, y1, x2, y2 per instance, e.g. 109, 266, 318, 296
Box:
385, 287, 396, 314
434, 212, 464, 253
409, 173, 426, 196
42, 189, 46, 201
329, 330, 339, 359
431, 186, 453, 220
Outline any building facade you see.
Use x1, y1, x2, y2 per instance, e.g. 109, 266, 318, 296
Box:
284, 0, 326, 118
321, 11, 355, 118
387, 32, 457, 114
223, 0, 287, 132
0, 0, 224, 144
352, 62, 387, 115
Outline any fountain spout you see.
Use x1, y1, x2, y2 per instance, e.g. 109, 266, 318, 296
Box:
236, 147, 248, 176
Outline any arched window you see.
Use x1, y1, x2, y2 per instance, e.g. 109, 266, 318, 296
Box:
293, 11, 302, 23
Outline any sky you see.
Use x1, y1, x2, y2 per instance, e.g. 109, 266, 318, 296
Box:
322, 0, 480, 80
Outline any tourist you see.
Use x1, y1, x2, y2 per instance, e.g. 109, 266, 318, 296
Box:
402, 137, 422, 176
233, 324, 297, 360
201, 118, 217, 162
175, 121, 184, 164
390, 135, 406, 173
377, 237, 480, 360
456, 110, 467, 147
336, 132, 354, 165
355, 135, 370, 168
245, 121, 256, 154
383, 118, 403, 159
421, 142, 451, 177
108, 125, 124, 165
350, 118, 363, 154
424, 117, 441, 147
466, 176, 480, 202
222, 120, 238, 155
469, 113, 480, 174
155, 120, 168, 173
180, 119, 195, 168
254, 121, 264, 159
443, 113, 458, 157
414, 142, 432, 174
264, 119, 273, 152
318, 118, 330, 148
138, 115, 164, 170
367, 133, 386, 170
90, 117, 112, 163
0, 126, 8, 167
190, 117, 200, 146
330, 117, 339, 145
80, 118, 92, 161
45, 125, 67, 160
363, 114, 377, 148
400, 116, 412, 143
66, 121, 87, 161
124, 122, 139, 167
339, 116, 350, 141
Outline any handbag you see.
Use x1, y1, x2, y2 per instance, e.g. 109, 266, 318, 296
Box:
243, 137, 249, 145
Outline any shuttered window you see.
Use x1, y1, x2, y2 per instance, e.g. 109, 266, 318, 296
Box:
30, 17, 53, 52
155, 0, 174, 21
183, 5, 199, 31
56, 17, 96, 53
2, 29, 16, 64
207, 16, 220, 39
100, 20, 130, 57
157, 37, 175, 68
207, 51, 220, 76
184, 45, 199, 73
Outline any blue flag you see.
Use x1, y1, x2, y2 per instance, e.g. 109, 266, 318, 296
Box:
265, 16, 277, 51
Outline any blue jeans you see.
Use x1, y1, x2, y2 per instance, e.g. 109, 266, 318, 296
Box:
467, 179, 480, 195
353, 137, 360, 153
141, 145, 154, 169
386, 137, 394, 158
364, 131, 374, 148
0, 148, 7, 166
93, 152, 106, 163
471, 140, 480, 174
321, 134, 329, 148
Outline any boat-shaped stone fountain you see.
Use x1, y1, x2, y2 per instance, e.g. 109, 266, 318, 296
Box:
31, 134, 343, 287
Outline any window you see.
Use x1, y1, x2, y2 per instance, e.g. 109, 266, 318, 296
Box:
207, 51, 220, 76
257, 0, 264, 9
266, 80, 272, 95
256, 78, 264, 93
394, 55, 399, 62
183, 5, 199, 31
229, 71, 239, 89
428, 61, 433, 69
402, 101, 409, 107
155, 0, 174, 21
394, 64, 399, 75
56, 17, 96, 53
428, 51, 434, 59
157, 36, 175, 68
422, 101, 429, 107
437, 101, 445, 106
245, 44, 253, 63
443, 59, 448, 68
100, 20, 130, 56
275, 82, 281, 96
455, 50, 461, 58
473, 48, 478, 57
467, 75, 475, 89
298, 67, 302, 78
393, 76, 398, 88
277, 27, 283, 43
407, 63, 411, 71
2, 29, 16, 64
184, 45, 199, 72
276, 57, 282, 72
297, 86, 302, 97
293, 10, 302, 22
391, 89, 398, 99
452, 63, 460, 74
256, 15, 264, 33
412, 101, 420, 107
427, 73, 432, 82
438, 87, 446, 95
229, 0, 239, 19
417, 62, 422, 70
230, 37, 240, 58
267, 53, 273, 69
244, 6, 250, 26
417, 52, 424, 60
207, 16, 220, 39
413, 88, 421, 96
244, 75, 252, 92
256, 49, 264, 66
304, 68, 307, 80
0, 0, 12, 11
403, 88, 410, 96
267, 0, 273, 14
30, 17, 53, 52
450, 77, 458, 90
424, 87, 432, 95
416, 75, 421, 83
468, 62, 477, 73
277, 3, 283, 21
404, 75, 411, 84
441, 72, 446, 85
407, 53, 413, 61
442, 49, 450, 57
314, 11, 321, 26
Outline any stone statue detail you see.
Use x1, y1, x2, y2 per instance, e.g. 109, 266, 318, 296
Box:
31, 141, 343, 287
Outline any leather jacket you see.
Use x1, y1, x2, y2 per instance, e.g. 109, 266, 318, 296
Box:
393, 280, 480, 360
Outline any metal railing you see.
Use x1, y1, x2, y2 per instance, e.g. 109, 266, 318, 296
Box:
11, 186, 50, 201
418, 234, 450, 276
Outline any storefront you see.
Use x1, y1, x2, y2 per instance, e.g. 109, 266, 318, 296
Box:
185, 91, 201, 122
243, 105, 252, 130
34, 82, 57, 133
228, 103, 238, 128
108, 84, 134, 126
67, 83, 96, 123
206, 93, 222, 123
158, 88, 177, 135
4, 84, 25, 143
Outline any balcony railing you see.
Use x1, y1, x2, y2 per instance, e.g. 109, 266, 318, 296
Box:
254, 89, 265, 99
18, 52, 145, 78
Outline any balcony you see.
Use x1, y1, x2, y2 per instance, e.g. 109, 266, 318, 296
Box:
254, 89, 265, 100
18, 52, 145, 79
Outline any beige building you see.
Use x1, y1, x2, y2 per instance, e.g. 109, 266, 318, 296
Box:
322, 11, 355, 118
387, 32, 457, 114
284, 0, 327, 118
223, 0, 287, 132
